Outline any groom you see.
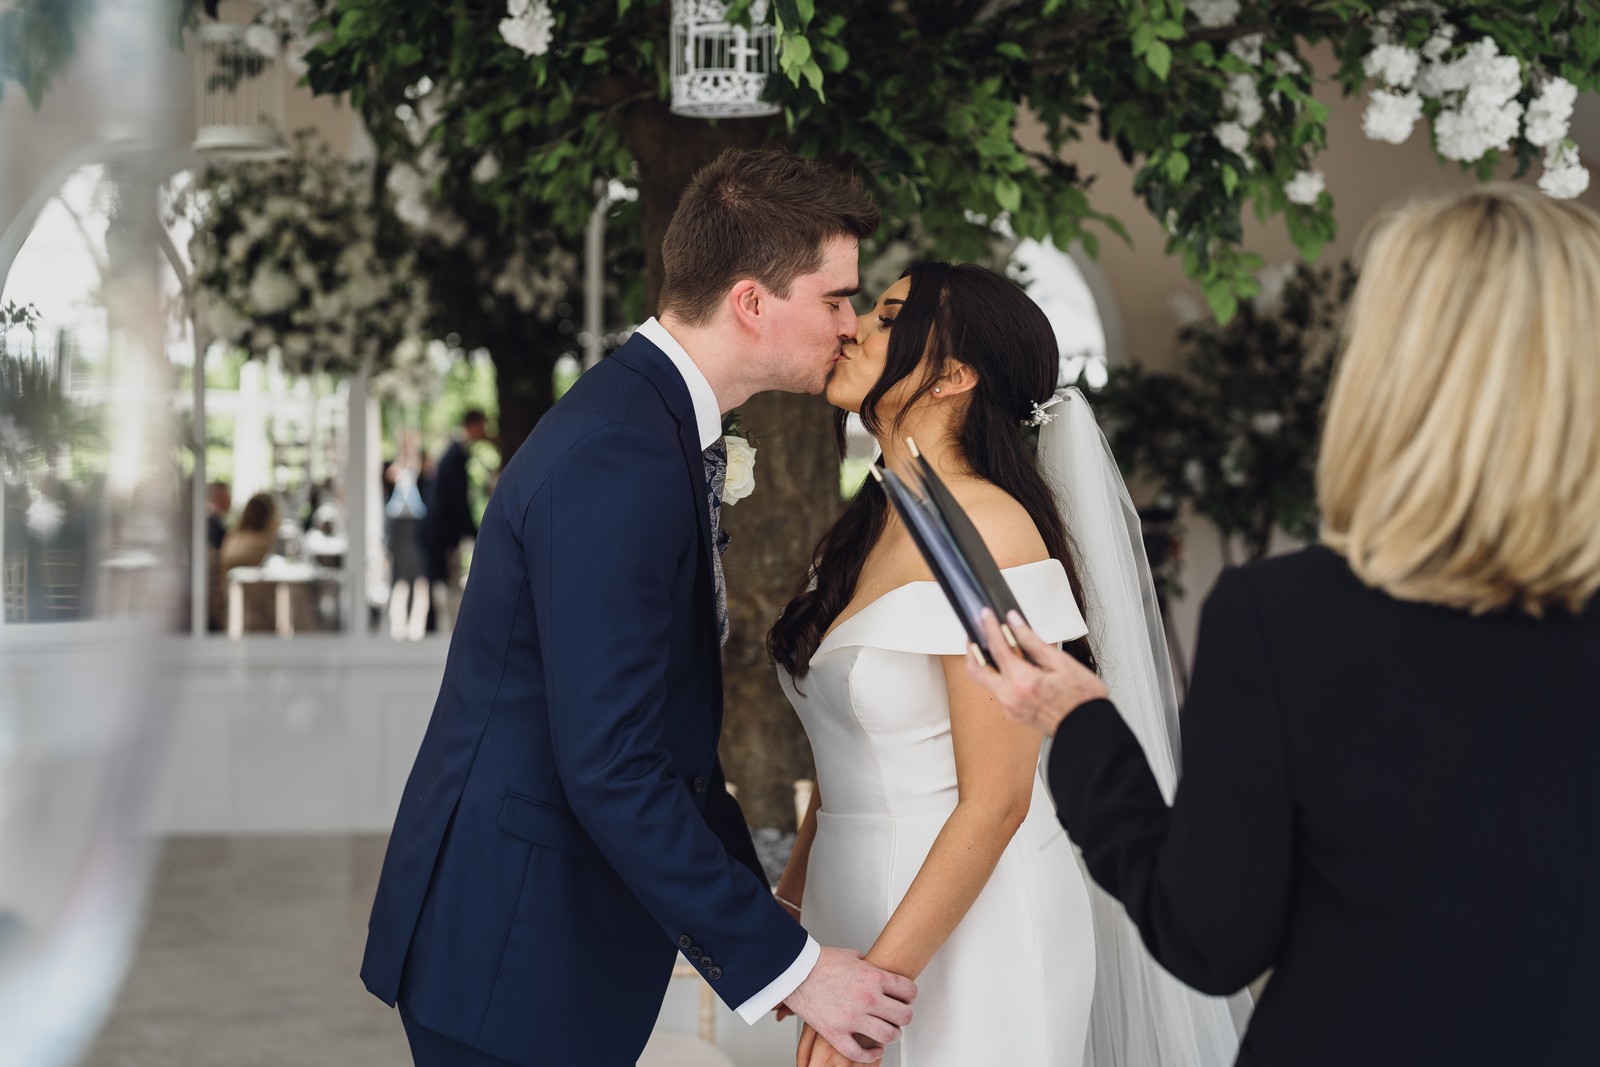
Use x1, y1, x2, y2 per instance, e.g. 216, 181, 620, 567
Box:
361, 149, 916, 1066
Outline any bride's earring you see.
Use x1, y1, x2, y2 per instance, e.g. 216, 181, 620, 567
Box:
934, 386, 942, 394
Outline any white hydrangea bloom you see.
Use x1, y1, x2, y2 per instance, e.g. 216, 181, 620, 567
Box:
1362, 89, 1423, 144
1186, 0, 1239, 29
1284, 169, 1325, 206
244, 24, 280, 58
1421, 26, 1455, 62
1525, 77, 1578, 148
1250, 412, 1285, 435
1363, 44, 1420, 88
248, 265, 299, 314
1214, 120, 1251, 157
472, 153, 501, 184
1253, 261, 1295, 312
1275, 51, 1303, 76
499, 0, 554, 57
1434, 99, 1523, 162
1538, 142, 1591, 199
1224, 72, 1264, 129
1228, 33, 1264, 66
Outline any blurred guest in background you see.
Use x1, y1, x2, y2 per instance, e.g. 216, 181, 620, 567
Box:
385, 434, 429, 641
205, 480, 231, 552
218, 493, 279, 634
420, 409, 488, 629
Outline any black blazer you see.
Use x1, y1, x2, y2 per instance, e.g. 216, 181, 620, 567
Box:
1049, 545, 1599, 1066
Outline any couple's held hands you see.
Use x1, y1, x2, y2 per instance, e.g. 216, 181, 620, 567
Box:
967, 608, 1110, 738
798, 1022, 879, 1067
782, 947, 916, 1064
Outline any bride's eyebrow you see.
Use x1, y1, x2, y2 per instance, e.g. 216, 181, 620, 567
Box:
882, 298, 904, 308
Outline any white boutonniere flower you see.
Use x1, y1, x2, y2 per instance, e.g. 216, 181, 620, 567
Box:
722, 434, 757, 505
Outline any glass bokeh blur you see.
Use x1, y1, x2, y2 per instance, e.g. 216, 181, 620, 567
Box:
0, 2, 182, 1064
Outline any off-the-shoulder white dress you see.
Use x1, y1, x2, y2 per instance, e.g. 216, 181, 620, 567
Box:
778, 559, 1096, 1066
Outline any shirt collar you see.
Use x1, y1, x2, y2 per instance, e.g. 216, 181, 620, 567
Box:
635, 317, 723, 451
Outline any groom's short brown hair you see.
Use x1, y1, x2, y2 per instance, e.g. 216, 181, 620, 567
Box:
658, 148, 879, 326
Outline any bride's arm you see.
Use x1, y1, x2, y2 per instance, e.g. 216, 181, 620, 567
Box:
859, 653, 1043, 981
775, 784, 822, 919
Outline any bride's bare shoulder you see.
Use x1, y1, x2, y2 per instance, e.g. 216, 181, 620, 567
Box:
950, 481, 1050, 570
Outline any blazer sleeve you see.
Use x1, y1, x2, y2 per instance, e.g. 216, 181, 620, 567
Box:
1047, 566, 1294, 995
524, 419, 805, 1009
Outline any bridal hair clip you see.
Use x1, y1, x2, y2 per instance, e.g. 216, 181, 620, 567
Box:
1022, 389, 1072, 428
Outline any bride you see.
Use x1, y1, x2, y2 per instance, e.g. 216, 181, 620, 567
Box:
768, 262, 1244, 1067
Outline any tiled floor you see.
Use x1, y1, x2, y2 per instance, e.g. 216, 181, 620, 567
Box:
79, 835, 796, 1067
80, 835, 410, 1067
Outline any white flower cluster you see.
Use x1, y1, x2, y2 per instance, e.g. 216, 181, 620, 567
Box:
247, 0, 327, 75
1284, 169, 1325, 206
499, 0, 555, 58
1185, 0, 1240, 30
1359, 24, 1589, 199
182, 146, 429, 379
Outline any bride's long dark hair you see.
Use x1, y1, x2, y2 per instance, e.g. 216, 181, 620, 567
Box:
768, 261, 1097, 678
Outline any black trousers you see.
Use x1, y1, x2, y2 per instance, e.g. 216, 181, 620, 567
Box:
399, 1003, 521, 1067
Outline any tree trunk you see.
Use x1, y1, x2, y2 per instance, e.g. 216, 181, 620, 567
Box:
487, 321, 560, 463
620, 103, 834, 830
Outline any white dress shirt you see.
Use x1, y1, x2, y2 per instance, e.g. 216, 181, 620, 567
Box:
633, 317, 823, 1022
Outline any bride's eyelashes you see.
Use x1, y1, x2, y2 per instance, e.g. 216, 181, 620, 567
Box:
879, 315, 896, 330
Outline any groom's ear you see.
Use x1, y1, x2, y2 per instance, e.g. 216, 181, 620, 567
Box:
729, 279, 763, 331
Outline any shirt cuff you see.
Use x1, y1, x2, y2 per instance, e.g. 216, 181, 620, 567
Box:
734, 936, 821, 1024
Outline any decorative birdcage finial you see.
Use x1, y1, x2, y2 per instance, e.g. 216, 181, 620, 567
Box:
191, 23, 288, 160
670, 0, 780, 119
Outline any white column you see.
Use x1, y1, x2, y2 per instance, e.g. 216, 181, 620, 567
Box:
233, 359, 268, 504
190, 333, 210, 636
342, 362, 372, 634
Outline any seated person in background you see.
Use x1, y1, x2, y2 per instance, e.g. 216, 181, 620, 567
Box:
217, 493, 279, 633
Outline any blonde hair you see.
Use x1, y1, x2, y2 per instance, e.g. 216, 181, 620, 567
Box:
1318, 184, 1600, 615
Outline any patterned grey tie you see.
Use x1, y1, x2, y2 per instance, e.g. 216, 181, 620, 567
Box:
703, 438, 731, 647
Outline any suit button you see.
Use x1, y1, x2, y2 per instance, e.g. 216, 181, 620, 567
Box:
699, 957, 714, 968
687, 946, 703, 960
692, 776, 707, 795
678, 935, 692, 949
707, 967, 723, 981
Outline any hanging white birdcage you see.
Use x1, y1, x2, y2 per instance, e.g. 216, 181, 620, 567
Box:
191, 23, 288, 160
670, 0, 780, 119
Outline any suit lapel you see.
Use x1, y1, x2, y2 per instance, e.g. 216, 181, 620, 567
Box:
609, 338, 723, 664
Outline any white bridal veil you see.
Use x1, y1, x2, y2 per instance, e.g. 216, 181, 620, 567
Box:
1036, 387, 1250, 1067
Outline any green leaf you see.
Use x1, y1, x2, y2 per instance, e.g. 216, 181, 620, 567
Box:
1145, 40, 1172, 80
782, 33, 812, 67
1205, 283, 1239, 324
1221, 164, 1238, 196
1164, 151, 1190, 183
618, 0, 633, 15
795, 0, 815, 25
996, 42, 1029, 62
583, 44, 607, 64
995, 175, 1022, 213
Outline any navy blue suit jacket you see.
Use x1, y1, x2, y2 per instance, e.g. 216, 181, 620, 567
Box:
361, 336, 806, 1065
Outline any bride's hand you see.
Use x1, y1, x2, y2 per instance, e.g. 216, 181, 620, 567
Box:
798, 1022, 878, 1067
967, 608, 1109, 737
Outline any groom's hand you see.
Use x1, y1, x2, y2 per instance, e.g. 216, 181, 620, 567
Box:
782, 947, 916, 1064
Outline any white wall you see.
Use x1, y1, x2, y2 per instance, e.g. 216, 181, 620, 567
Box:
151, 637, 444, 834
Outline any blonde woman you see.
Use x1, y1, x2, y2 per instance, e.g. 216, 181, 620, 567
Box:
969, 184, 1600, 1066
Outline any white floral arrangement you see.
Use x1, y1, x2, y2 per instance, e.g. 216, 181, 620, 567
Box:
173, 132, 429, 379
720, 413, 757, 505
1199, 5, 1588, 201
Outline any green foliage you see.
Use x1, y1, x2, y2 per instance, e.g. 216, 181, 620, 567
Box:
299, 1, 1600, 324
0, 0, 95, 107
0, 301, 90, 474
1094, 261, 1357, 566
